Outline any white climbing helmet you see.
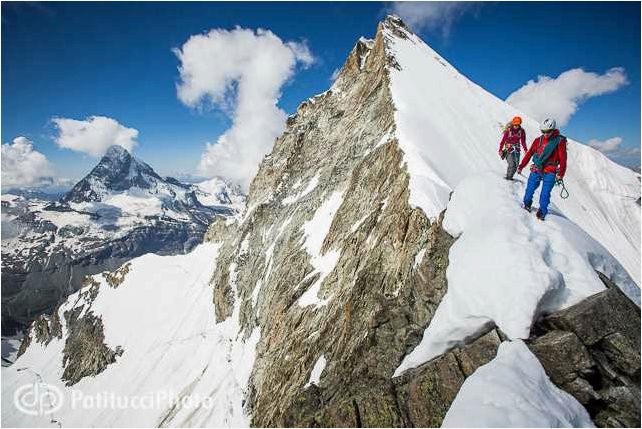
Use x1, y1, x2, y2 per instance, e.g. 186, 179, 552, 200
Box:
540, 118, 556, 132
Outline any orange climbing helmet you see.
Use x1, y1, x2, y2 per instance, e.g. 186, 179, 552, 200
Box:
511, 116, 522, 125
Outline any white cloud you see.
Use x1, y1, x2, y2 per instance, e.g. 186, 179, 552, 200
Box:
1, 137, 54, 189
506, 68, 628, 126
587, 137, 623, 153
174, 27, 313, 190
389, 1, 478, 36
587, 137, 640, 166
52, 116, 139, 157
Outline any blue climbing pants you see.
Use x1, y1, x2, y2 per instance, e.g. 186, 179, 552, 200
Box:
523, 171, 556, 217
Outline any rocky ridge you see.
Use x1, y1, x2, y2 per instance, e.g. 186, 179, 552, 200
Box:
203, 16, 640, 426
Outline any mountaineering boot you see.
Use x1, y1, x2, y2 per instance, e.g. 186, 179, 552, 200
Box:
536, 209, 545, 221
522, 203, 532, 213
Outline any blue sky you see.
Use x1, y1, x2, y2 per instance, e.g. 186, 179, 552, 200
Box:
2, 1, 640, 186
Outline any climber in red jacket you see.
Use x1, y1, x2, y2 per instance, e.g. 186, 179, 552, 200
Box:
518, 118, 567, 220
498, 116, 527, 180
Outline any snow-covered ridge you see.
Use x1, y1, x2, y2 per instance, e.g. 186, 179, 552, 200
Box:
394, 172, 638, 376
382, 18, 640, 285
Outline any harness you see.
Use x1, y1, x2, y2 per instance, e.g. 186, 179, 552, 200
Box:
505, 127, 524, 152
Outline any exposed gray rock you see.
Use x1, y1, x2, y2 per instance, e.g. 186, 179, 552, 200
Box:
529, 281, 641, 428
16, 311, 63, 358
61, 308, 124, 386
276, 329, 502, 427
17, 267, 128, 386
543, 280, 640, 348
529, 330, 596, 385
202, 17, 462, 427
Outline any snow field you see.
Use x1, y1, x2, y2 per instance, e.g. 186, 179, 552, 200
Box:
1, 243, 261, 427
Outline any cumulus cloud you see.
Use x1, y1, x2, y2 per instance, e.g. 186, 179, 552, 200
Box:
587, 137, 623, 153
1, 137, 54, 189
52, 116, 139, 157
506, 68, 628, 126
174, 27, 313, 190
389, 1, 479, 36
587, 136, 640, 166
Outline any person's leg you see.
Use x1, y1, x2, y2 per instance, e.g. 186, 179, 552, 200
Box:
523, 171, 542, 208
538, 173, 557, 217
506, 151, 517, 179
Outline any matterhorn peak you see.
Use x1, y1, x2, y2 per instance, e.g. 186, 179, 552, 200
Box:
61, 144, 162, 203
103, 143, 131, 160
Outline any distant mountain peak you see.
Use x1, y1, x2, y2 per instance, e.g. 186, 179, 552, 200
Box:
103, 144, 130, 160
62, 145, 163, 203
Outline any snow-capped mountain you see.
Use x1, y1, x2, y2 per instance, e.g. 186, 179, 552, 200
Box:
1, 146, 245, 336
2, 16, 639, 428
62, 145, 169, 203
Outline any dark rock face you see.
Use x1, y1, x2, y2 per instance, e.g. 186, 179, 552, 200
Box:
16, 311, 63, 358
18, 267, 128, 386
280, 330, 502, 428
61, 308, 123, 386
203, 17, 464, 427
2, 220, 210, 336
62, 145, 164, 204
528, 277, 641, 428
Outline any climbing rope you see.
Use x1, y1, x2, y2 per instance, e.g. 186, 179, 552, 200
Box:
556, 179, 569, 199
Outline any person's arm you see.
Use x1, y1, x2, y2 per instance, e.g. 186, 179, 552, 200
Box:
518, 138, 537, 172
498, 130, 508, 154
520, 129, 527, 152
557, 138, 567, 179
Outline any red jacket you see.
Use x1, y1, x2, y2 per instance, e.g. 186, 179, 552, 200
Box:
499, 126, 527, 152
519, 129, 567, 178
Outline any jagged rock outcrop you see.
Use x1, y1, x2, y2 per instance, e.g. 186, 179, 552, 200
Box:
528, 275, 641, 427
203, 17, 460, 427
287, 330, 502, 428
61, 308, 124, 386
17, 266, 130, 386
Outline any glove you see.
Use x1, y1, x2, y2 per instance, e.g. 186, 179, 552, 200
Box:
556, 174, 563, 181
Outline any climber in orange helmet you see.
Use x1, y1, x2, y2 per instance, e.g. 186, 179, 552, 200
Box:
498, 116, 527, 180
